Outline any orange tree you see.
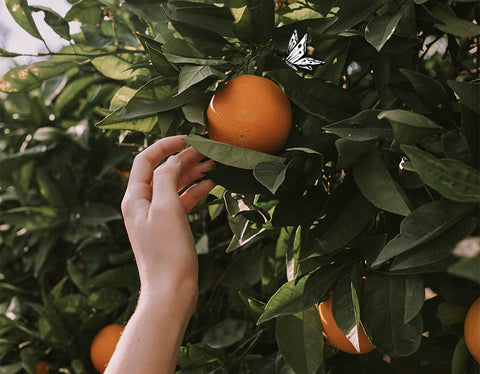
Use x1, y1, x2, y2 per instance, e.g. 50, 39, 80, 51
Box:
0, 0, 479, 373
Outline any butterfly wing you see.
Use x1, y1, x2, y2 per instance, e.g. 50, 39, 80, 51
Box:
293, 56, 326, 71
285, 33, 308, 64
287, 29, 299, 55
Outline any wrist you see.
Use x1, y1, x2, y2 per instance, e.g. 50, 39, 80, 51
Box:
139, 277, 198, 317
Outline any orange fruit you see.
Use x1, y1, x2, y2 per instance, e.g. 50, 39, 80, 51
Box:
35, 361, 53, 374
318, 291, 375, 354
464, 298, 480, 362
90, 323, 124, 373
206, 74, 292, 154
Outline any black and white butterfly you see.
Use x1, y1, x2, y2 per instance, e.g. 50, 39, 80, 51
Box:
283, 29, 325, 72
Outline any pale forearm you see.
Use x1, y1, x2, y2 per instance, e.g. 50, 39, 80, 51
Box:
105, 287, 196, 374
112, 137, 213, 374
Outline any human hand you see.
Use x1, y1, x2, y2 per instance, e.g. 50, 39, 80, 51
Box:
121, 136, 215, 312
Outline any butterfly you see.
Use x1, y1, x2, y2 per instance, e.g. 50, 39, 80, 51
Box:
283, 29, 325, 72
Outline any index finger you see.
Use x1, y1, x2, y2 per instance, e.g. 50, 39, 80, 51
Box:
127, 135, 187, 193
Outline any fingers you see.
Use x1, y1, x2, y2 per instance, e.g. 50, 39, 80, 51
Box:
150, 155, 183, 213
126, 136, 186, 200
177, 146, 207, 166
180, 179, 215, 213
123, 135, 216, 218
178, 159, 216, 192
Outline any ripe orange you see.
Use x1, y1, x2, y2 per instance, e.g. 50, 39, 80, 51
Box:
318, 291, 375, 354
90, 323, 124, 373
34, 361, 53, 374
206, 74, 292, 154
464, 298, 480, 362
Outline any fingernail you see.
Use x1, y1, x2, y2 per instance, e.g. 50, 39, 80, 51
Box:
166, 155, 180, 164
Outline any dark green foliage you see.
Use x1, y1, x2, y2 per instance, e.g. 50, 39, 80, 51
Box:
1, 0, 479, 373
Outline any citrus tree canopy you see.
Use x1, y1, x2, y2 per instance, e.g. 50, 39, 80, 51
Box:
0, 0, 479, 373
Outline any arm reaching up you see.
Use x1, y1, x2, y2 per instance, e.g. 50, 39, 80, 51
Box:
105, 136, 215, 374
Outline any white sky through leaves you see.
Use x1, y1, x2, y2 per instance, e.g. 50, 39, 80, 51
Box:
0, 0, 79, 75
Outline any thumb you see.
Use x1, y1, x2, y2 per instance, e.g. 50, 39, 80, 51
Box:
151, 155, 182, 201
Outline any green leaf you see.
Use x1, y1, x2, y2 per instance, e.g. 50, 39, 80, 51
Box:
362, 273, 423, 356
64, 0, 102, 24
459, 103, 479, 168
163, 52, 229, 66
36, 168, 65, 208
267, 70, 360, 122
87, 287, 127, 310
87, 265, 139, 290
161, 28, 206, 58
325, 0, 383, 33
5, 0, 43, 40
365, 11, 403, 51
400, 69, 451, 114
451, 338, 471, 374
31, 5, 70, 40
162, 1, 234, 37
54, 76, 99, 116
257, 263, 347, 324
96, 109, 159, 133
136, 33, 178, 76
78, 202, 122, 225
0, 61, 77, 93
227, 215, 265, 248
442, 132, 475, 166
404, 275, 424, 324
96, 85, 163, 132
223, 191, 269, 224
324, 110, 393, 141
448, 252, 480, 284
380, 107, 437, 130
177, 65, 224, 95
390, 216, 478, 271
353, 149, 412, 216
0, 362, 23, 374
402, 145, 480, 202
182, 100, 208, 126
232, 0, 274, 45
184, 135, 285, 170
178, 343, 223, 368
54, 294, 88, 314
273, 18, 337, 52
311, 36, 349, 85
313, 194, 376, 254
276, 3, 325, 25
436, 302, 468, 326
117, 77, 208, 120
447, 80, 480, 114
67, 260, 89, 295
91, 54, 145, 80
34, 235, 58, 278
372, 200, 473, 267
170, 20, 233, 57
334, 139, 376, 169
2, 206, 65, 230
276, 307, 324, 374
332, 274, 360, 339
378, 109, 442, 149
0, 146, 51, 182
238, 291, 265, 319
430, 2, 480, 37
253, 161, 288, 194
202, 319, 250, 348
109, 85, 136, 110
